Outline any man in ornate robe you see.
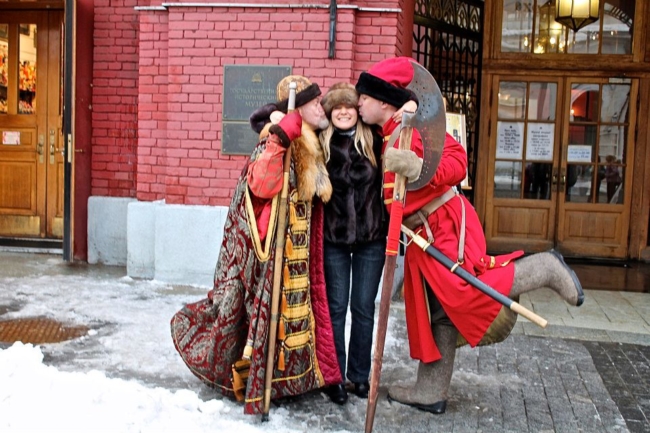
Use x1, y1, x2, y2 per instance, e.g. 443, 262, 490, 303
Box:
171, 75, 341, 415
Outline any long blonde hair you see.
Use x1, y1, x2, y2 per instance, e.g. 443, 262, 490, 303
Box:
320, 115, 377, 167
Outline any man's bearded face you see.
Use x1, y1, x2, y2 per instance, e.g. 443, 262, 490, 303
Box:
299, 97, 329, 131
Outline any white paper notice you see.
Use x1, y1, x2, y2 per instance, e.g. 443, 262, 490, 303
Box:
2, 131, 20, 145
567, 145, 592, 163
496, 121, 524, 159
526, 123, 554, 161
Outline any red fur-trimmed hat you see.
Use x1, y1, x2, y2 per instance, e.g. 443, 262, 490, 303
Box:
355, 57, 414, 108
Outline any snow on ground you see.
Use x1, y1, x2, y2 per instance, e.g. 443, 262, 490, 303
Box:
0, 255, 400, 432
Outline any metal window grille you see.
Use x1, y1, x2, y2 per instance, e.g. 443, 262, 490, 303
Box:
412, 0, 483, 199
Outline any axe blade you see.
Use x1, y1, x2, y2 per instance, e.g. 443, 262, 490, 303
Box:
405, 60, 447, 191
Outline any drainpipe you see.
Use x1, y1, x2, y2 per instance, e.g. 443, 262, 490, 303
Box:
328, 0, 337, 58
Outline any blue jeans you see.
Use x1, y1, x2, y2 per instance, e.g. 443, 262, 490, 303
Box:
324, 239, 386, 384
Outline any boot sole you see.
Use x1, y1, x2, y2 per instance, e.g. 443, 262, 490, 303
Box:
387, 394, 447, 414
549, 249, 584, 307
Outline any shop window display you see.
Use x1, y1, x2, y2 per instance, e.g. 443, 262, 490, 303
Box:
0, 23, 37, 115
0, 24, 7, 114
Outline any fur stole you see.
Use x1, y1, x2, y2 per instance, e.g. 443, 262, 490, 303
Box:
259, 123, 332, 203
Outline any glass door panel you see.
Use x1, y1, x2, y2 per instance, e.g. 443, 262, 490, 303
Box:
565, 82, 630, 205
494, 80, 557, 201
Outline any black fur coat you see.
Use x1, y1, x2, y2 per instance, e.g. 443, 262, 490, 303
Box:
323, 129, 387, 245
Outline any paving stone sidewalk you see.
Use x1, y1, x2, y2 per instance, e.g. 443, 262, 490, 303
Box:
1, 252, 648, 432
279, 303, 647, 433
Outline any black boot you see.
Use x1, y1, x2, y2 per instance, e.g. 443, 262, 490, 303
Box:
353, 381, 370, 398
324, 383, 348, 405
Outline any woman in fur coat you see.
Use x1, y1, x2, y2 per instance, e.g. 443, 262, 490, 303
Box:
318, 83, 416, 404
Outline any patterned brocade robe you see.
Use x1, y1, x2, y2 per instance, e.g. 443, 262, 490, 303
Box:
170, 126, 340, 414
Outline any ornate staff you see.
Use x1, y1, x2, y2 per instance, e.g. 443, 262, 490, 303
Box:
262, 81, 297, 422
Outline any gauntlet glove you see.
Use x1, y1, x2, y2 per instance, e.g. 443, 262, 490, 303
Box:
384, 147, 423, 183
269, 111, 302, 148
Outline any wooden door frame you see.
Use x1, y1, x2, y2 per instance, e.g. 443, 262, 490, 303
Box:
482, 74, 565, 254
69, 0, 93, 262
556, 76, 638, 258
1, 0, 93, 261
479, 71, 641, 259
479, 0, 650, 261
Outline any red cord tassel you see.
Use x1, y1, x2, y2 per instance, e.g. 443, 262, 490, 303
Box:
385, 201, 403, 256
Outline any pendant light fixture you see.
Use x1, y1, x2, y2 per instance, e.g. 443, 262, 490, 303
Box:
554, 0, 600, 32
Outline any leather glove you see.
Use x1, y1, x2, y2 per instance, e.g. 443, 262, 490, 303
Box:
269, 111, 302, 148
384, 147, 423, 183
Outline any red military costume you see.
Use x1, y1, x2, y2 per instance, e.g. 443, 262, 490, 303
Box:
357, 56, 583, 415
380, 121, 523, 362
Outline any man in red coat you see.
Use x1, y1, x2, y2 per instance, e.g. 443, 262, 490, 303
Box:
356, 57, 584, 414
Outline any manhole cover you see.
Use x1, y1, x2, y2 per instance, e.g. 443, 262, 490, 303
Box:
0, 317, 89, 344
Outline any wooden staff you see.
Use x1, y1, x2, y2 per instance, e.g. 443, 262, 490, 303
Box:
262, 81, 297, 422
365, 124, 413, 433
400, 224, 548, 328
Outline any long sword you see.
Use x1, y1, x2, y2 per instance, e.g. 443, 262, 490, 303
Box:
401, 224, 548, 328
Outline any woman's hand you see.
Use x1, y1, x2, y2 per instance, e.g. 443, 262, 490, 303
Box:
270, 110, 285, 124
392, 100, 418, 124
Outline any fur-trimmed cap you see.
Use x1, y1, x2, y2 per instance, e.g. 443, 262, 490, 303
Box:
355, 57, 414, 108
321, 82, 359, 117
275, 75, 321, 113
249, 74, 322, 134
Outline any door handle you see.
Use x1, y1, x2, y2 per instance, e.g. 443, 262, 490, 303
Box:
49, 130, 56, 164
552, 167, 558, 186
67, 134, 72, 163
560, 167, 566, 187
37, 135, 44, 164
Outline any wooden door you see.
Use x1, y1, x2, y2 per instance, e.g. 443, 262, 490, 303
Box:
0, 11, 63, 239
484, 75, 636, 259
557, 78, 636, 257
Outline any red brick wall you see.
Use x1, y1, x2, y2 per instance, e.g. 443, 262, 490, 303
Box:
93, 0, 406, 205
92, 0, 140, 197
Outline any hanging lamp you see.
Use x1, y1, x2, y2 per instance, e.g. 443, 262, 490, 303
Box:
554, 0, 600, 32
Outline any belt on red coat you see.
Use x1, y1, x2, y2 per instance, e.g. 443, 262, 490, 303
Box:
402, 186, 467, 263
402, 187, 457, 230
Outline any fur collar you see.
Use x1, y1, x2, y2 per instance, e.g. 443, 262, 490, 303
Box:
259, 123, 332, 203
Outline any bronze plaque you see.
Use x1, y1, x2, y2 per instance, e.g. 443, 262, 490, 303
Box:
222, 65, 290, 155
222, 123, 263, 156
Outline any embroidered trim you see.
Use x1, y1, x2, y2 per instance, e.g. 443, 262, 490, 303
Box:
244, 187, 279, 262
284, 330, 311, 348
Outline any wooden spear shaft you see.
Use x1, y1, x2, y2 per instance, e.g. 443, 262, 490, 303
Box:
365, 125, 413, 433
